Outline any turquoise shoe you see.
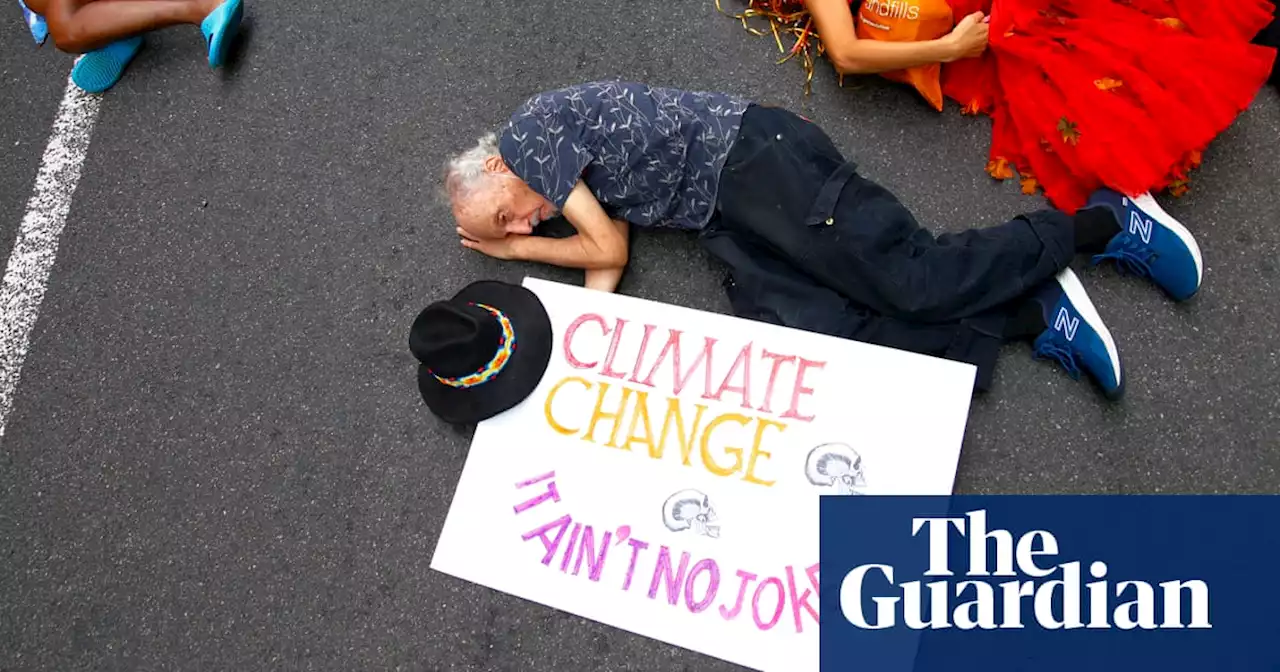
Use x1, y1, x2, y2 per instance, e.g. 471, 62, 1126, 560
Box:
18, 0, 48, 45
201, 0, 243, 68
71, 37, 143, 93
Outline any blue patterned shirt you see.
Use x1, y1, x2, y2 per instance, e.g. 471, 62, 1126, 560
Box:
498, 81, 752, 230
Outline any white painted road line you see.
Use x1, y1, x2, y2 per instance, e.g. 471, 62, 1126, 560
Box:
0, 74, 101, 438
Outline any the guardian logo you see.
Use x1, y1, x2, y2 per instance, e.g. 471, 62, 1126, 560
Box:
839, 510, 1211, 631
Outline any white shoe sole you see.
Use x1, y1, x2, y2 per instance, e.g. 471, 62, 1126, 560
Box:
1129, 193, 1204, 288
1056, 267, 1122, 389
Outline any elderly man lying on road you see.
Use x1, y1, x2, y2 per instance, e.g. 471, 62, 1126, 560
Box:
443, 81, 1204, 400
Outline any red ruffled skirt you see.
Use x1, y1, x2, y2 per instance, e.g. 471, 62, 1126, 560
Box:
941, 0, 1278, 212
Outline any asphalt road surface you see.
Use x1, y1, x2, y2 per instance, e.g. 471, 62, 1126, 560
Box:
2, 2, 1279, 670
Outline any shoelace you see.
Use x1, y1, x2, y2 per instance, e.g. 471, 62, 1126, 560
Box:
1033, 339, 1082, 380
1092, 234, 1157, 278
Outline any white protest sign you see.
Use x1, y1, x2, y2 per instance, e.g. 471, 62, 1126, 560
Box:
430, 277, 976, 671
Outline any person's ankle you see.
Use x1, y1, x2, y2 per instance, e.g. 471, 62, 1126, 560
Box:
1004, 296, 1050, 340
193, 0, 222, 22
1073, 205, 1121, 254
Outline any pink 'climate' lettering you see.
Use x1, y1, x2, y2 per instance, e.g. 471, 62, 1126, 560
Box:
560, 312, 826, 423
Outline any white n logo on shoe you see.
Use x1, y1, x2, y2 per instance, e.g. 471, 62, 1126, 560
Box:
1129, 211, 1153, 244
1054, 307, 1079, 341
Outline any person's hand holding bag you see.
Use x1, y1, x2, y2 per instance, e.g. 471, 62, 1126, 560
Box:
943, 11, 990, 61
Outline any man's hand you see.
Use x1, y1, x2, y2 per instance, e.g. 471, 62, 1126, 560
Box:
943, 12, 990, 62
458, 228, 527, 260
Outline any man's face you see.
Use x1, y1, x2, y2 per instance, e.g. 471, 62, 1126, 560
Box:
453, 157, 557, 241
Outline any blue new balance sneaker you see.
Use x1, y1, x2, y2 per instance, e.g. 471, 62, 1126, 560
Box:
1030, 268, 1125, 400
1085, 189, 1203, 301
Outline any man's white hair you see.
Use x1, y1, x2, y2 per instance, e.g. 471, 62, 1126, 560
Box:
443, 132, 500, 206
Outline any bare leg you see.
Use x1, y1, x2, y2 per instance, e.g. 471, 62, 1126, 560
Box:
30, 0, 221, 53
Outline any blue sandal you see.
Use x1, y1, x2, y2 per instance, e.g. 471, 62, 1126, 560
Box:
201, 0, 243, 68
71, 36, 144, 93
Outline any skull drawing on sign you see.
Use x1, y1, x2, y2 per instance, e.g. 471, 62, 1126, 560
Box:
805, 443, 868, 495
661, 489, 721, 539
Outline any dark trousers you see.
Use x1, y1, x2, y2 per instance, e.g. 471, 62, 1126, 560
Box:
1257, 4, 1280, 88
700, 104, 1077, 392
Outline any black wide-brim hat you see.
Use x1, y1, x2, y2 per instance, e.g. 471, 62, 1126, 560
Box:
408, 280, 553, 425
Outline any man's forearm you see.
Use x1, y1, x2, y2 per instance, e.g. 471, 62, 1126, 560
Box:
510, 234, 623, 270
511, 213, 630, 271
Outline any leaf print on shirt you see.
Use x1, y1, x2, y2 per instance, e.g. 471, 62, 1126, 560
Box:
497, 81, 751, 230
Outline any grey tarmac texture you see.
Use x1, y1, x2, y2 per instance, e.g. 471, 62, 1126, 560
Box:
1, 1, 1278, 671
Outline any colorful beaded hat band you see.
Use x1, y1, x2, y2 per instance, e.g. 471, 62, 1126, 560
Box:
429, 303, 517, 389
